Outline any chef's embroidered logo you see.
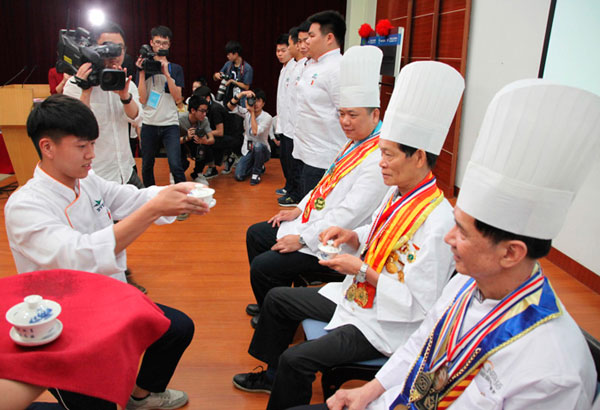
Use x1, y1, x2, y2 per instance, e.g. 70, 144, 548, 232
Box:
310, 73, 318, 85
94, 199, 105, 213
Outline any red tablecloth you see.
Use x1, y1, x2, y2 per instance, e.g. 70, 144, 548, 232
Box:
0, 270, 171, 407
0, 131, 15, 174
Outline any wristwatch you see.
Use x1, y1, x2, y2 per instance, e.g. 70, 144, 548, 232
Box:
356, 263, 369, 283
120, 93, 133, 105
298, 235, 306, 246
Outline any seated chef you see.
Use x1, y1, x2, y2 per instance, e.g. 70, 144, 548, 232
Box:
4, 94, 209, 410
233, 61, 466, 410
320, 80, 600, 410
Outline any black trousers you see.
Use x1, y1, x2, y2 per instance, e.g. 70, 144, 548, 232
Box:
279, 135, 303, 201
298, 162, 326, 200
246, 221, 337, 307
248, 287, 384, 410
45, 303, 194, 409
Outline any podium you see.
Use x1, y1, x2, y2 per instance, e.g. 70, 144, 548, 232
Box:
0, 84, 49, 186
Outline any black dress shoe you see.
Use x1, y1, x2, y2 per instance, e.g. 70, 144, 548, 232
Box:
246, 303, 260, 316
232, 366, 272, 394
251, 314, 260, 329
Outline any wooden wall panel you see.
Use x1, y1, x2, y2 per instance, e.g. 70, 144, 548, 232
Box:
376, 0, 471, 197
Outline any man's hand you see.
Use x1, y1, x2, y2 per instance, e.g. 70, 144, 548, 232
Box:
319, 254, 363, 275
319, 226, 360, 249
111, 66, 131, 100
271, 234, 303, 253
214, 72, 223, 81
268, 208, 302, 227
161, 61, 171, 78
326, 380, 385, 410
151, 182, 210, 217
75, 62, 93, 81
187, 127, 196, 141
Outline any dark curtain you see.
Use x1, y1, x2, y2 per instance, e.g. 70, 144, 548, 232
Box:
0, 0, 346, 114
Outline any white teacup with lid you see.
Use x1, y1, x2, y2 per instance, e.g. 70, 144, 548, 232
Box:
188, 185, 216, 207
317, 240, 342, 260
6, 295, 62, 341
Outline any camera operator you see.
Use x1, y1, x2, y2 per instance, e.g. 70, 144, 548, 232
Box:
193, 86, 238, 178
178, 95, 214, 187
227, 89, 273, 186
136, 25, 186, 188
64, 21, 143, 188
212, 41, 253, 100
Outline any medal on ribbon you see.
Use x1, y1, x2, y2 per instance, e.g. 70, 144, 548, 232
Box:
314, 197, 326, 210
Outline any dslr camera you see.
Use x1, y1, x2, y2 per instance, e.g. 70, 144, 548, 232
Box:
215, 73, 231, 102
56, 27, 125, 91
193, 127, 208, 161
139, 45, 168, 76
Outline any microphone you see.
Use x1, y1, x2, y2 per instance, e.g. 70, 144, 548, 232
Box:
1, 65, 27, 87
21, 65, 38, 86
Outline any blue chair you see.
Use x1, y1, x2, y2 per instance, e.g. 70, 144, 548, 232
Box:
302, 318, 387, 399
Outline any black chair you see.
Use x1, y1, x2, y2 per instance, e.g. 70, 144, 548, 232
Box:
302, 319, 387, 399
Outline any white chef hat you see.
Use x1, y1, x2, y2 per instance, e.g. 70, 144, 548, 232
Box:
380, 61, 465, 154
339, 45, 383, 108
456, 79, 600, 240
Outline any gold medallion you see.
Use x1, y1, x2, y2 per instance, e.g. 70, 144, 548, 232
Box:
314, 197, 326, 211
393, 406, 409, 410
433, 365, 449, 392
407, 251, 416, 263
398, 270, 405, 283
386, 260, 398, 273
411, 371, 433, 402
345, 284, 357, 301
414, 392, 438, 410
356, 286, 368, 307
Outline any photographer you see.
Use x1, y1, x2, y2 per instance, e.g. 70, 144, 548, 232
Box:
64, 22, 143, 188
178, 95, 214, 187
227, 89, 273, 186
136, 25, 185, 188
213, 41, 253, 100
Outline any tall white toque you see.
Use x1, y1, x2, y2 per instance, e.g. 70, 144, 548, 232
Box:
380, 61, 465, 154
457, 79, 600, 240
339, 45, 383, 108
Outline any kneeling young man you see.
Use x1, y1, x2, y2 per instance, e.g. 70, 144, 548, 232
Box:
233, 61, 465, 410
324, 80, 600, 410
5, 94, 209, 410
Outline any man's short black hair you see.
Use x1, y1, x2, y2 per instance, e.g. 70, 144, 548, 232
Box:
397, 143, 438, 169
225, 41, 242, 56
277, 34, 289, 46
193, 86, 213, 100
474, 219, 552, 259
188, 95, 208, 112
91, 21, 125, 43
253, 88, 267, 102
151, 25, 173, 40
193, 76, 208, 86
289, 26, 300, 44
298, 21, 311, 33
27, 94, 99, 158
307, 10, 346, 47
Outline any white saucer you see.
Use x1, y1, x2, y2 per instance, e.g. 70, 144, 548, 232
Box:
10, 319, 63, 347
208, 199, 216, 208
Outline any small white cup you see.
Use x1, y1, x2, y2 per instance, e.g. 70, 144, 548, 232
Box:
188, 186, 215, 204
317, 240, 341, 260
6, 295, 61, 340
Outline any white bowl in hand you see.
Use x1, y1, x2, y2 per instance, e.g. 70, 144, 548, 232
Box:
317, 240, 341, 260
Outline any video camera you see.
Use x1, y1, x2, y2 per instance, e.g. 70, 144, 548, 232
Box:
56, 27, 126, 91
139, 45, 168, 76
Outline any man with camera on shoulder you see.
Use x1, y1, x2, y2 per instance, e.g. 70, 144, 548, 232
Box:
136, 25, 185, 188
178, 95, 214, 188
64, 21, 144, 189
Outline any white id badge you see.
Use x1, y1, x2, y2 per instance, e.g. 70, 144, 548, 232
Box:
147, 90, 162, 109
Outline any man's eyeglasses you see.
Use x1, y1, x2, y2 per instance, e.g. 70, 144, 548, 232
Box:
152, 40, 170, 47
198, 109, 208, 113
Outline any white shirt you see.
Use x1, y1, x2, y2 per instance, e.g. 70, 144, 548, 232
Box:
231, 106, 273, 156
286, 57, 309, 139
319, 192, 455, 355
276, 59, 297, 136
370, 274, 597, 410
5, 166, 173, 283
64, 80, 142, 184
294, 49, 346, 168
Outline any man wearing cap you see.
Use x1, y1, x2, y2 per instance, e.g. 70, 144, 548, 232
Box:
243, 46, 388, 328
233, 61, 465, 410
323, 80, 600, 410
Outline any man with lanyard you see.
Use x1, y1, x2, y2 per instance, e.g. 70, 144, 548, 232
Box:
322, 80, 600, 410
294, 11, 347, 199
242, 46, 388, 327
233, 61, 465, 410
137, 25, 185, 187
